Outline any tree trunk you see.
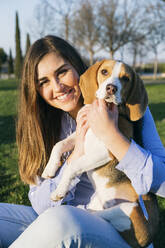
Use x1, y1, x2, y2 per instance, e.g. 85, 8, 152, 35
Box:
110, 50, 114, 59
89, 50, 94, 66
64, 15, 69, 41
120, 47, 124, 61
153, 53, 158, 80
132, 49, 137, 69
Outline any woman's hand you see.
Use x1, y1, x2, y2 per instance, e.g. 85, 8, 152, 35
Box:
67, 106, 89, 164
87, 99, 130, 161
87, 99, 119, 142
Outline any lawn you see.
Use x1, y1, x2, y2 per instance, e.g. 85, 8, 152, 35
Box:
0, 79, 30, 205
145, 82, 165, 248
0, 78, 165, 247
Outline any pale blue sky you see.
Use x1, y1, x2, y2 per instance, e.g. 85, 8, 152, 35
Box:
0, 0, 40, 56
0, 0, 165, 63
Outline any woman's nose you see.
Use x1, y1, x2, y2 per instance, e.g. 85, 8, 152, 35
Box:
51, 78, 64, 92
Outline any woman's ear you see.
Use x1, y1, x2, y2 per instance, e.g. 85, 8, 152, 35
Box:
126, 71, 148, 121
79, 60, 106, 104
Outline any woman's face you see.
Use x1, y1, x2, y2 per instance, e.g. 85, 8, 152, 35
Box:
37, 52, 82, 114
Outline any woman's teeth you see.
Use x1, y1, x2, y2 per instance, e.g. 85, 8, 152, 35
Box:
57, 90, 72, 100
57, 94, 68, 100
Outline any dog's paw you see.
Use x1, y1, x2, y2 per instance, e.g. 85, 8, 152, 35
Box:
50, 181, 70, 201
51, 189, 66, 202
51, 193, 64, 202
42, 161, 61, 179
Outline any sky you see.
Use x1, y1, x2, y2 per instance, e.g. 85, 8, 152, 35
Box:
0, 0, 165, 64
0, 0, 40, 56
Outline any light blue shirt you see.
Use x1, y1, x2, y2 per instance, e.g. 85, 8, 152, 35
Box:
29, 107, 165, 215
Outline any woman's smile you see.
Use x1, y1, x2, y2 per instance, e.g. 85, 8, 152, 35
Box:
37, 52, 82, 115
55, 88, 75, 101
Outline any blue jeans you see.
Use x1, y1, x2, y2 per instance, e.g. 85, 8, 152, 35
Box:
0, 203, 37, 247
0, 203, 131, 248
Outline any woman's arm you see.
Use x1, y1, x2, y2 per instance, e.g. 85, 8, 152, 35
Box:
29, 108, 89, 215
116, 107, 165, 196
87, 100, 165, 197
28, 161, 80, 215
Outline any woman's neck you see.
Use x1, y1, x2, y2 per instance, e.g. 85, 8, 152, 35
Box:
69, 98, 84, 120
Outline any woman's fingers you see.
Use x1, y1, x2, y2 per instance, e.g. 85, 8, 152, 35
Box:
77, 104, 91, 116
76, 116, 89, 136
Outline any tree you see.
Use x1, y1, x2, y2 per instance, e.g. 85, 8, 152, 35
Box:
15, 11, 23, 79
29, 1, 56, 39
0, 48, 7, 74
127, 37, 147, 69
147, 25, 164, 79
146, 1, 165, 78
25, 33, 31, 55
43, 0, 80, 40
98, 0, 148, 59
8, 49, 14, 77
71, 0, 101, 65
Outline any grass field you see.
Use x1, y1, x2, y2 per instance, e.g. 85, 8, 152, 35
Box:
0, 78, 165, 247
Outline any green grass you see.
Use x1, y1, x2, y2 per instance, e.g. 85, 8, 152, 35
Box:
0, 78, 165, 246
0, 79, 30, 205
145, 83, 165, 146
144, 82, 165, 247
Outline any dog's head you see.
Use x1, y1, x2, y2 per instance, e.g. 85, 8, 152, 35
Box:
79, 59, 148, 121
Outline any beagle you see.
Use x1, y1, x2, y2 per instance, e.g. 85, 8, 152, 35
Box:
42, 60, 159, 248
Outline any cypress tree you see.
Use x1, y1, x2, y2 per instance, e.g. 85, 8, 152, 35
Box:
8, 49, 14, 77
15, 11, 23, 79
25, 33, 31, 55
0, 48, 7, 74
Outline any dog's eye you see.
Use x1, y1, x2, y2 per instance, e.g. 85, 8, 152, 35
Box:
121, 76, 129, 82
101, 69, 108, 75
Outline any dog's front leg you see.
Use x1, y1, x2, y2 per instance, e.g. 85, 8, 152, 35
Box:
51, 153, 111, 201
42, 132, 76, 178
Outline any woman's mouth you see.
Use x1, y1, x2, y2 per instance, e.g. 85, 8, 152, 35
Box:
56, 88, 74, 101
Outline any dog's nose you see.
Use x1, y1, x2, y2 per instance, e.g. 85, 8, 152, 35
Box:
106, 84, 117, 95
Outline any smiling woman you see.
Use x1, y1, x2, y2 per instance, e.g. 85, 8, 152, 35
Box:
17, 35, 87, 185
37, 52, 82, 117
1, 35, 165, 248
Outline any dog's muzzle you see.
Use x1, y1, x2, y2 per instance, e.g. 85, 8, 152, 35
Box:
106, 84, 118, 95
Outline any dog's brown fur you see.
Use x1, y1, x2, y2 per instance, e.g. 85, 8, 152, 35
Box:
78, 60, 159, 247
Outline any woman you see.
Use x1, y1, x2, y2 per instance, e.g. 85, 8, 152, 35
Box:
0, 35, 165, 248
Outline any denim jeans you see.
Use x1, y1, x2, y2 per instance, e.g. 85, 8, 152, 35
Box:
1, 203, 153, 248
0, 203, 37, 247
8, 205, 131, 248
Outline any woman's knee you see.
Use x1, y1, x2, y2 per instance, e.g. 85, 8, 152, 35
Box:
10, 206, 89, 248
37, 205, 83, 236
10, 206, 131, 248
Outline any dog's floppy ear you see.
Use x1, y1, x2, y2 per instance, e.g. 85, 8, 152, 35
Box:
126, 71, 148, 121
79, 60, 106, 104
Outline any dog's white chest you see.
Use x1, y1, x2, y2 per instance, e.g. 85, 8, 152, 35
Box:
87, 170, 117, 210
84, 128, 110, 162
83, 129, 116, 210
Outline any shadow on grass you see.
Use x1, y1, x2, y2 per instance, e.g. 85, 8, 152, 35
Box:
0, 115, 16, 144
0, 86, 18, 91
148, 102, 165, 122
0, 79, 19, 91
0, 164, 16, 201
0, 164, 30, 205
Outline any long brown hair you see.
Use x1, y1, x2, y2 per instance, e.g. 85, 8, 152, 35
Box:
17, 35, 87, 184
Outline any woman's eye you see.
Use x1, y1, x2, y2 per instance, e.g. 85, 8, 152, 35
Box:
101, 69, 108, 75
121, 76, 129, 82
38, 80, 48, 87
58, 69, 68, 76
